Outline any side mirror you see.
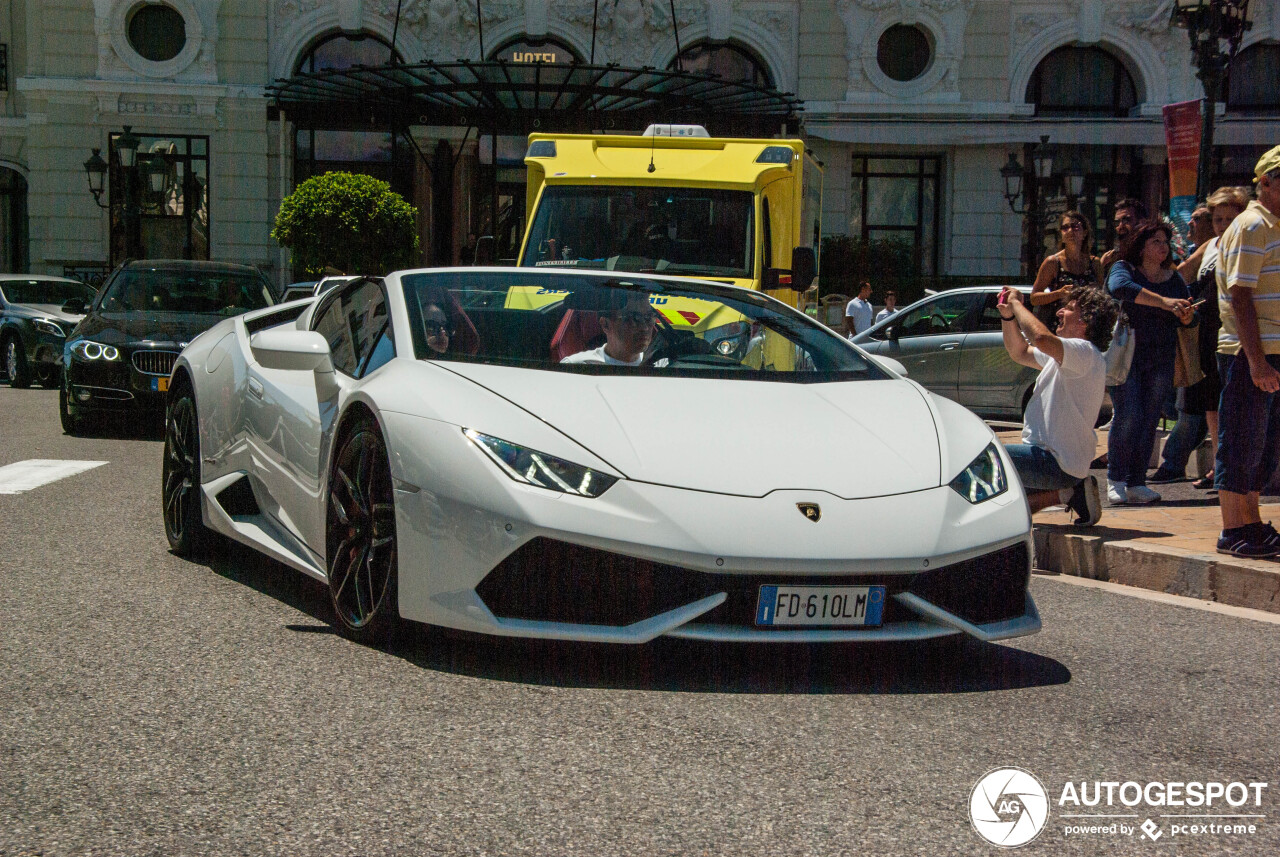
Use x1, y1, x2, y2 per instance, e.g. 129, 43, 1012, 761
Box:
790, 247, 816, 290
761, 268, 791, 290
62, 298, 87, 315
474, 235, 497, 265
886, 324, 899, 342
250, 329, 333, 373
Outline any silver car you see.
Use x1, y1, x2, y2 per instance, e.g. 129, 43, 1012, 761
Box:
853, 286, 1041, 421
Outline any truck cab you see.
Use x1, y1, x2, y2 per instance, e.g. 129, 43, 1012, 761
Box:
517, 125, 822, 310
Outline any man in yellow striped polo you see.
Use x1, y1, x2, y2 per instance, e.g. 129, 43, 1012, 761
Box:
1214, 145, 1280, 557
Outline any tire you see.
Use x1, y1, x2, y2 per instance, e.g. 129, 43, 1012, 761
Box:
58, 381, 82, 436
162, 385, 214, 557
326, 414, 399, 643
4, 335, 31, 388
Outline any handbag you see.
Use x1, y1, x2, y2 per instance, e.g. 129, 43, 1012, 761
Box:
1104, 312, 1134, 386
1174, 323, 1205, 388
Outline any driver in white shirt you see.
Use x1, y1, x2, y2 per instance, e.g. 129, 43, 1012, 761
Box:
561, 292, 659, 366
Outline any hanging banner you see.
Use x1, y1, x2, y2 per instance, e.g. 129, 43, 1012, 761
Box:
1163, 100, 1202, 237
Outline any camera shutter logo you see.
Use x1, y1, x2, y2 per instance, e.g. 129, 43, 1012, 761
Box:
969, 767, 1051, 847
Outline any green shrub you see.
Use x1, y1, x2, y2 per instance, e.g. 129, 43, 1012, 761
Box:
272, 172, 419, 278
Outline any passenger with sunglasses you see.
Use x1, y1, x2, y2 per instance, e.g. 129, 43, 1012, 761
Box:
561, 292, 660, 366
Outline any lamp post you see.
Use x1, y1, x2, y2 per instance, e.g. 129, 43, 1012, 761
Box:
84, 126, 148, 263
1170, 0, 1252, 201
1002, 135, 1061, 276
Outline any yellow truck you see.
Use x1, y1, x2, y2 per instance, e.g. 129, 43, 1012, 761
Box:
516, 125, 823, 310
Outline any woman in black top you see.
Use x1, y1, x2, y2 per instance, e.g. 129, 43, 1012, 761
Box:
1031, 211, 1105, 326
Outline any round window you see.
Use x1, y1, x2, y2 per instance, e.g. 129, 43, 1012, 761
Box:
127, 3, 187, 63
877, 24, 932, 83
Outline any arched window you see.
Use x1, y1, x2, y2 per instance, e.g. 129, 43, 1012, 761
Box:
1026, 46, 1138, 117
1228, 43, 1280, 114
295, 32, 401, 74
670, 42, 773, 89
490, 36, 580, 64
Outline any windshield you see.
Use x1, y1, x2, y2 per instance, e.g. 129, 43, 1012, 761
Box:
521, 186, 754, 279
400, 271, 886, 382
100, 267, 274, 314
1, 280, 97, 305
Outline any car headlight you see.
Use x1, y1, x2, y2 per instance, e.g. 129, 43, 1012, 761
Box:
70, 340, 120, 361
464, 429, 618, 498
949, 442, 1008, 504
35, 319, 65, 337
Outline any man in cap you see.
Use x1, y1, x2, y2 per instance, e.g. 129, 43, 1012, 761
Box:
1214, 145, 1280, 557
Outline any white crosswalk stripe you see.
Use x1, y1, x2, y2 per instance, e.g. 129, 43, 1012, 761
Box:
0, 459, 108, 494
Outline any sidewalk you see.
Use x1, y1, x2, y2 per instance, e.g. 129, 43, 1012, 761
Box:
996, 429, 1280, 615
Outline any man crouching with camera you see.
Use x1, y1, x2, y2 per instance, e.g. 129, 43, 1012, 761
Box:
998, 285, 1118, 525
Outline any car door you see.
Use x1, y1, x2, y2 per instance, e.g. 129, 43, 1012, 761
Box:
871, 292, 982, 402
245, 279, 394, 553
958, 291, 1039, 417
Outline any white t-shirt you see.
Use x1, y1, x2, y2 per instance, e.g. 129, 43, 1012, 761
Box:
1021, 337, 1107, 479
560, 346, 643, 366
845, 297, 873, 336
875, 307, 896, 325
1198, 236, 1219, 279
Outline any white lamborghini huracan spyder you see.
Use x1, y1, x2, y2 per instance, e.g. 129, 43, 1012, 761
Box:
162, 268, 1039, 645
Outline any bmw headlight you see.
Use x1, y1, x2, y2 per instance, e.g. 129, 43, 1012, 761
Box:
70, 340, 120, 361
464, 429, 618, 497
949, 442, 1008, 504
35, 319, 65, 337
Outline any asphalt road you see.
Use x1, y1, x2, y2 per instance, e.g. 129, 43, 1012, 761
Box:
2, 386, 1278, 857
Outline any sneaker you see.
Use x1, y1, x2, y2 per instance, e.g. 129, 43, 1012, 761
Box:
1125, 484, 1161, 504
1147, 469, 1184, 484
1066, 476, 1102, 526
1217, 523, 1280, 558
1107, 480, 1128, 505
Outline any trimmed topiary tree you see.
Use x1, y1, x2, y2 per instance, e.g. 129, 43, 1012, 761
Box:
272, 171, 419, 278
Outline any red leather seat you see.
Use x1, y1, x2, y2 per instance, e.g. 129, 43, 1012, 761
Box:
549, 309, 603, 362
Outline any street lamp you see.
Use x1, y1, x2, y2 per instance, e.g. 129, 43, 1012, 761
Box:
83, 149, 108, 208
1002, 136, 1072, 275
1171, 0, 1253, 200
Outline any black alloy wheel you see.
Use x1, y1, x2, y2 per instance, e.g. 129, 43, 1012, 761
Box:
326, 415, 399, 643
3, 335, 31, 388
58, 380, 82, 435
163, 387, 212, 556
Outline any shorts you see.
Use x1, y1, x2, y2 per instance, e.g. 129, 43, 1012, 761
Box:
1004, 443, 1080, 492
1214, 352, 1280, 494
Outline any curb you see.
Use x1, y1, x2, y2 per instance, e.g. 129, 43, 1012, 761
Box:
1034, 528, 1280, 615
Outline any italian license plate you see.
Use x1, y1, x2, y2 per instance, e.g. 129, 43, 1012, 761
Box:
755, 585, 886, 627
153, 377, 169, 393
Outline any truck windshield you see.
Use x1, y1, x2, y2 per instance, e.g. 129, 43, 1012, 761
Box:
521, 186, 754, 279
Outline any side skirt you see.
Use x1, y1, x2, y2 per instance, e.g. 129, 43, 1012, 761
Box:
200, 471, 328, 582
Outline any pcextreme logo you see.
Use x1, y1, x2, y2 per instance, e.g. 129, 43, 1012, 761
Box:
968, 769, 1269, 847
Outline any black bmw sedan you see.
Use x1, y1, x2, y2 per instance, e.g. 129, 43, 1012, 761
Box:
61, 260, 274, 434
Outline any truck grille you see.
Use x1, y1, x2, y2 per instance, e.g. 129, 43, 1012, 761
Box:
132, 350, 180, 376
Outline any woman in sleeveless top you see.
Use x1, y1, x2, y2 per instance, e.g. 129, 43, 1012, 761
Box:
1031, 211, 1106, 327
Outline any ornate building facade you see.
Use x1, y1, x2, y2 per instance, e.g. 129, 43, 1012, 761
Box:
0, 1, 1275, 286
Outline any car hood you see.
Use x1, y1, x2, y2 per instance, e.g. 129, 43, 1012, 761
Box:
8, 303, 85, 324
439, 364, 942, 498
75, 311, 226, 345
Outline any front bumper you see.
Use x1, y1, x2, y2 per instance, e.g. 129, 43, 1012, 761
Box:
383, 412, 1037, 644
64, 346, 181, 413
